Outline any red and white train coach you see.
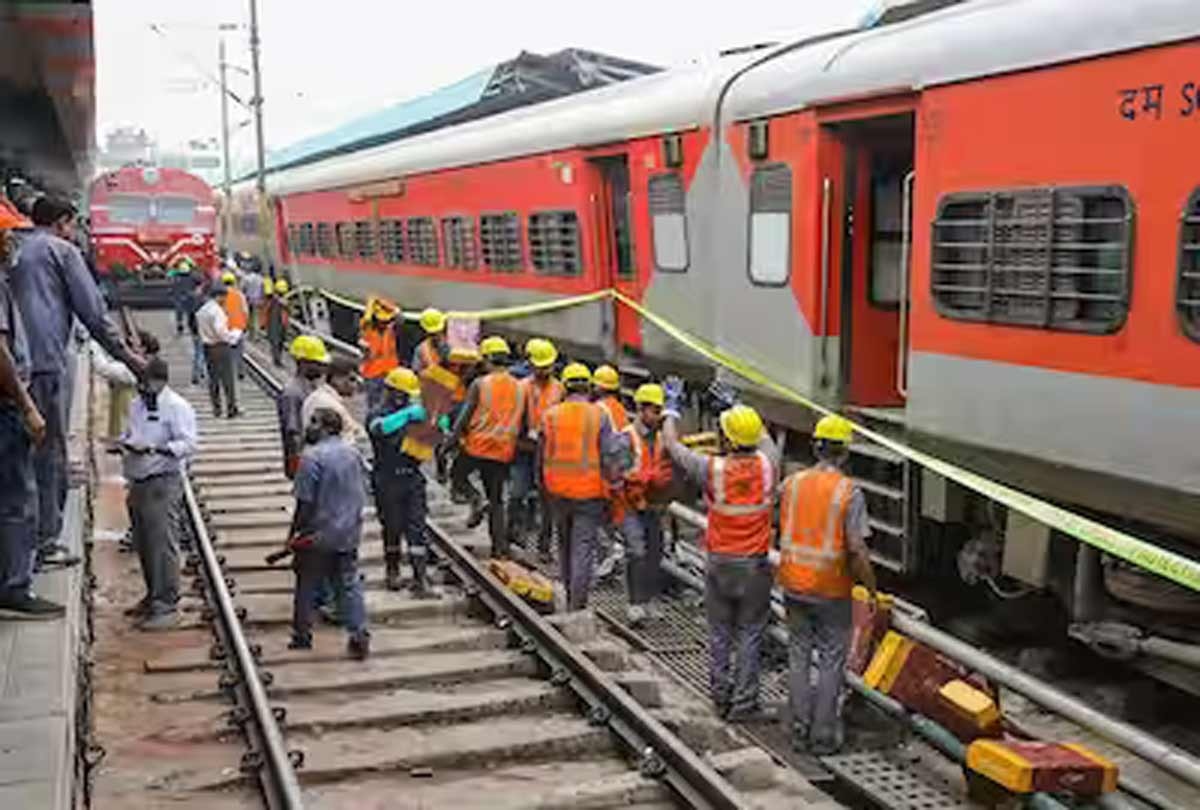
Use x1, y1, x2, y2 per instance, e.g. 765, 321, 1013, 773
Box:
235, 0, 1200, 681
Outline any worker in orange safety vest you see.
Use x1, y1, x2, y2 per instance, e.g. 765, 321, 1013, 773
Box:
538, 362, 622, 611
221, 271, 249, 380
511, 338, 563, 560
412, 307, 449, 373
779, 414, 876, 756
615, 383, 675, 626
358, 296, 402, 416
448, 336, 526, 558
591, 365, 628, 430
661, 378, 780, 720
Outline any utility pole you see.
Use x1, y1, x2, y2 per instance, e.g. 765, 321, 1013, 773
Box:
218, 34, 233, 251
247, 0, 269, 261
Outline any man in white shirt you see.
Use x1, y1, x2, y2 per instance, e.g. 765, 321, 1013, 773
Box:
301, 357, 364, 442
116, 357, 197, 630
195, 280, 242, 418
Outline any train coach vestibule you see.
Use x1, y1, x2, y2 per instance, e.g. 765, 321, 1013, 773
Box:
821, 110, 915, 410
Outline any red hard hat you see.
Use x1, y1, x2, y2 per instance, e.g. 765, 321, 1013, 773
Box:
0, 198, 31, 229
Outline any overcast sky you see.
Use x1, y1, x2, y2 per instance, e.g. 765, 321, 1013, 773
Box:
95, 0, 874, 170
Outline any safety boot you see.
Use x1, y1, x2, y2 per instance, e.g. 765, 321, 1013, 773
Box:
409, 557, 441, 600
466, 497, 489, 529
385, 555, 403, 591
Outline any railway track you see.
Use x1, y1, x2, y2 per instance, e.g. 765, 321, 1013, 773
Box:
88, 312, 827, 809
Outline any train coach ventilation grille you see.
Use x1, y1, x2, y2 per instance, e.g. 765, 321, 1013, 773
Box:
480, 212, 523, 272
316, 222, 335, 258
286, 224, 299, 255
931, 185, 1132, 334
1177, 188, 1200, 342
379, 219, 405, 263
441, 216, 478, 270
529, 210, 582, 276
298, 223, 315, 256
406, 217, 439, 266
354, 220, 377, 260
335, 222, 357, 259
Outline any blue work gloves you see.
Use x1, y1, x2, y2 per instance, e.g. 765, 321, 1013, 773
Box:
663, 375, 686, 419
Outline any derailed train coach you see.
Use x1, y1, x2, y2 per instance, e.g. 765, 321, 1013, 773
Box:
230, 0, 1200, 691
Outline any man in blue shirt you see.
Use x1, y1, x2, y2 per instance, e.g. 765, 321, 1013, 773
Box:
117, 357, 197, 630
11, 196, 145, 568
288, 408, 370, 659
0, 204, 59, 619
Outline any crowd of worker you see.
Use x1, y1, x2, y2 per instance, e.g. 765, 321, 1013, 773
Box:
0, 189, 878, 754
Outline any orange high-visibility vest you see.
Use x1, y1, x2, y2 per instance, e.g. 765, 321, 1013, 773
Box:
521, 376, 564, 436
361, 324, 398, 379
223, 288, 249, 331
542, 400, 605, 500
705, 451, 774, 557
777, 468, 856, 599
616, 423, 672, 516
597, 395, 629, 431
463, 371, 525, 462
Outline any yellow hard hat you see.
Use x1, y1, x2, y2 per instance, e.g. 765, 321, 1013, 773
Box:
527, 338, 558, 369
364, 296, 398, 322
290, 334, 330, 364
719, 404, 764, 448
419, 307, 446, 334
561, 362, 590, 385
480, 336, 510, 358
384, 366, 421, 396
633, 383, 664, 407
592, 365, 619, 391
814, 414, 854, 444
262, 277, 274, 294
221, 271, 236, 285
448, 345, 481, 364
274, 278, 289, 294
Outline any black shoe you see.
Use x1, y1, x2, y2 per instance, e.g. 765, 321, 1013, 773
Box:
465, 500, 488, 529
0, 593, 66, 619
226, 408, 241, 419
347, 633, 370, 661
287, 635, 313, 650
385, 564, 403, 592
123, 598, 151, 618
213, 407, 222, 418
37, 543, 81, 568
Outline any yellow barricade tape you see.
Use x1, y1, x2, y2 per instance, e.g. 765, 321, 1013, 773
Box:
611, 291, 1200, 594
283, 279, 1199, 591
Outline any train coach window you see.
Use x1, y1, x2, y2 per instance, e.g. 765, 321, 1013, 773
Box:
156, 196, 196, 225
649, 174, 688, 273
379, 219, 404, 263
316, 223, 335, 259
528, 211, 581, 276
406, 217, 439, 266
286, 225, 299, 255
298, 223, 315, 256
932, 186, 1131, 333
108, 194, 151, 225
441, 217, 478, 270
354, 220, 376, 260
1178, 189, 1200, 341
480, 213, 523, 272
335, 222, 356, 259
748, 164, 792, 286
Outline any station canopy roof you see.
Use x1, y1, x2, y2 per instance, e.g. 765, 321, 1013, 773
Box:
261, 48, 661, 178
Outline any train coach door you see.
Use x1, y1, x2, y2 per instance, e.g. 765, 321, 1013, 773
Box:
588, 154, 638, 355
819, 109, 915, 408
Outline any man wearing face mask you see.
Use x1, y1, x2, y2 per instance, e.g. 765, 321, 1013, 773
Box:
278, 335, 330, 479
116, 357, 197, 630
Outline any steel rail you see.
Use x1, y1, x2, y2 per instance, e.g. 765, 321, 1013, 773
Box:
240, 346, 746, 810
123, 310, 303, 808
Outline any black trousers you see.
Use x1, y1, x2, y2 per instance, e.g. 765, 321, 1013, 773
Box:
203, 343, 238, 415
453, 453, 509, 557
374, 464, 427, 564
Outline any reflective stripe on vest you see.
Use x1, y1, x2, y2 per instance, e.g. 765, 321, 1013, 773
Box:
521, 377, 564, 435
223, 289, 248, 331
777, 468, 855, 599
361, 326, 398, 379
542, 400, 605, 499
705, 451, 773, 556
464, 371, 524, 462
599, 395, 629, 431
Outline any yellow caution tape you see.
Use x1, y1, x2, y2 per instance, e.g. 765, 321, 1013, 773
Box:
611, 290, 1200, 594
282, 279, 1200, 591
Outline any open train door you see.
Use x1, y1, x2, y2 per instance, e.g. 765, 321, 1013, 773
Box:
817, 99, 916, 411
585, 152, 639, 358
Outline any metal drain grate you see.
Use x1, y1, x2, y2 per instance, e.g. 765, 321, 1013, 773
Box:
822, 746, 970, 810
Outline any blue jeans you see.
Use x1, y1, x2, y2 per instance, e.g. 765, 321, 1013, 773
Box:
0, 406, 38, 600
786, 595, 852, 749
191, 335, 207, 383
622, 509, 663, 605
28, 372, 68, 545
705, 553, 772, 714
292, 548, 367, 643
550, 497, 605, 611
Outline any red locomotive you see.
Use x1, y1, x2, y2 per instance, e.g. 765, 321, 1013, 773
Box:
89, 166, 217, 280
227, 1, 1200, 691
